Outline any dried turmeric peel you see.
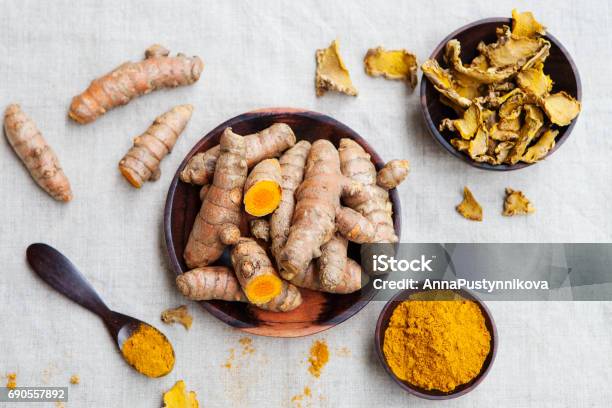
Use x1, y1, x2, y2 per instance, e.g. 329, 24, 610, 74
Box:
4, 104, 73, 201
163, 380, 199, 408
244, 159, 282, 216
121, 323, 174, 378
364, 47, 418, 88
377, 159, 410, 190
184, 128, 247, 268
181, 123, 296, 185
456, 187, 483, 221
249, 218, 270, 242
232, 238, 283, 304
512, 9, 546, 38
503, 188, 535, 216
383, 291, 491, 392
119, 104, 192, 188
6, 373, 16, 389
315, 40, 358, 96
290, 258, 363, 294
69, 45, 203, 124
161, 305, 193, 330
270, 141, 311, 275
308, 340, 329, 378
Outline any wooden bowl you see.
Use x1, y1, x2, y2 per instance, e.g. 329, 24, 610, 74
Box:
374, 288, 497, 400
420, 17, 582, 171
164, 108, 401, 338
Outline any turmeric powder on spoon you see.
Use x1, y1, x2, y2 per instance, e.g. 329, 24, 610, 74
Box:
121, 323, 175, 378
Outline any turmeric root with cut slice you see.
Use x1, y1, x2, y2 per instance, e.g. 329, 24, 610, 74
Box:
364, 47, 418, 88
290, 258, 363, 294
69, 45, 203, 124
279, 140, 362, 279
231, 238, 283, 304
377, 160, 410, 190
184, 128, 247, 268
456, 187, 483, 221
339, 138, 398, 243
180, 123, 296, 185
119, 104, 193, 188
270, 140, 311, 273
315, 40, 358, 96
3, 104, 72, 202
243, 159, 282, 216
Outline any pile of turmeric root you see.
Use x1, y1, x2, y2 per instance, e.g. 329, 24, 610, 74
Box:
176, 123, 409, 312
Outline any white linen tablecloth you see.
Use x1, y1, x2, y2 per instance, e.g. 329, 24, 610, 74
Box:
1, 1, 611, 406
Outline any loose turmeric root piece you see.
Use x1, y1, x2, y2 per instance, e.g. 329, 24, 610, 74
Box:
503, 188, 535, 216
279, 140, 361, 279
163, 380, 199, 408
180, 123, 296, 185
176, 265, 301, 311
69, 45, 203, 124
270, 141, 311, 274
243, 159, 282, 216
315, 40, 358, 96
364, 47, 418, 88
161, 305, 193, 330
3, 104, 73, 202
184, 128, 247, 268
456, 187, 483, 221
290, 258, 363, 294
339, 138, 398, 243
119, 104, 193, 188
176, 266, 247, 302
376, 160, 410, 190
231, 238, 283, 304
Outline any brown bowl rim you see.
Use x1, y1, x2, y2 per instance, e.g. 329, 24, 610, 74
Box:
163, 107, 402, 337
374, 287, 498, 400
419, 17, 582, 171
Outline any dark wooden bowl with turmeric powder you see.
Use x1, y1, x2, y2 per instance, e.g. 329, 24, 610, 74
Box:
164, 108, 401, 338
374, 288, 497, 399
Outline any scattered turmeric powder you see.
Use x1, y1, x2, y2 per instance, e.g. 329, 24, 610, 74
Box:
69, 374, 80, 385
121, 323, 175, 378
163, 380, 199, 408
291, 386, 313, 408
239, 337, 255, 355
222, 348, 236, 369
6, 373, 16, 389
161, 305, 193, 330
383, 290, 491, 392
307, 340, 329, 378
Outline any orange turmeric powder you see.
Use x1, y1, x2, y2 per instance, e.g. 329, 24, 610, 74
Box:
383, 291, 491, 392
121, 324, 175, 378
307, 340, 329, 378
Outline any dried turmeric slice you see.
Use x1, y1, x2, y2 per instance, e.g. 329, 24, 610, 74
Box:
445, 39, 519, 84
161, 305, 193, 330
480, 26, 549, 69
456, 187, 483, 221
522, 129, 558, 163
503, 188, 535, 216
364, 47, 418, 88
315, 40, 358, 96
542, 92, 581, 126
452, 104, 481, 140
163, 380, 199, 408
517, 62, 553, 97
508, 104, 545, 164
468, 127, 489, 159
512, 9, 546, 38
421, 59, 472, 108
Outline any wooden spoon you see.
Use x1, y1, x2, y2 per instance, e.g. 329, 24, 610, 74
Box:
26, 243, 174, 377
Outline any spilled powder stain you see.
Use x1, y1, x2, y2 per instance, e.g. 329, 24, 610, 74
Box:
6, 372, 16, 389
222, 348, 236, 369
222, 337, 256, 370
239, 337, 255, 355
308, 340, 329, 378
55, 403, 65, 408
335, 346, 351, 357
291, 386, 312, 408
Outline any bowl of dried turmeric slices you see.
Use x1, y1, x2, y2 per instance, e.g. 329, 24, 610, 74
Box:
164, 108, 403, 337
420, 10, 581, 170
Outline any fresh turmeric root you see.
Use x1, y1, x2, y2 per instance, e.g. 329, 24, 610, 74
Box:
339, 138, 398, 243
231, 238, 283, 304
335, 207, 376, 244
270, 140, 311, 273
176, 265, 302, 312
119, 104, 193, 188
376, 159, 409, 190
249, 218, 270, 242
318, 234, 354, 292
184, 128, 247, 268
279, 140, 363, 279
69, 45, 203, 124
290, 258, 363, 294
243, 159, 282, 216
180, 123, 296, 185
3, 104, 73, 201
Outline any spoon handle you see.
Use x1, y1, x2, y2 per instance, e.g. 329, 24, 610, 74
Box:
26, 243, 111, 318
